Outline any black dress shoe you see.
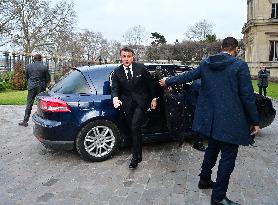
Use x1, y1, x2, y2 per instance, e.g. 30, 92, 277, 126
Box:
129, 159, 138, 169
198, 178, 214, 189
193, 141, 206, 152
18, 121, 28, 127
211, 197, 241, 205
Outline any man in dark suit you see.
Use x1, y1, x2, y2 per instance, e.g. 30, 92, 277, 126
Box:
19, 54, 50, 127
159, 37, 260, 205
257, 66, 269, 96
111, 47, 157, 169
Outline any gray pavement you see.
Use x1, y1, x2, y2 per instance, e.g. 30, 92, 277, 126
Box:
0, 103, 277, 205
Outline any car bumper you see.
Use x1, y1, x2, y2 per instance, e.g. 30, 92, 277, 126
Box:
32, 114, 77, 150
36, 136, 74, 150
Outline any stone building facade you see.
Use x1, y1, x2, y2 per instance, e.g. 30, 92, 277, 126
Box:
242, 0, 278, 80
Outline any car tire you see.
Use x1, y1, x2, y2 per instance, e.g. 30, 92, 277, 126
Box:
75, 119, 120, 162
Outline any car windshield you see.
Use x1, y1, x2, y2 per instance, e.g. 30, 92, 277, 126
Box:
50, 70, 92, 94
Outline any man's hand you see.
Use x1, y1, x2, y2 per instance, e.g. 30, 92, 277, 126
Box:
113, 97, 122, 108
250, 125, 260, 135
151, 99, 157, 109
159, 77, 167, 86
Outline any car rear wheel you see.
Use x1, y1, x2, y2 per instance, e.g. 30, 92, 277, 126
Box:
75, 119, 120, 162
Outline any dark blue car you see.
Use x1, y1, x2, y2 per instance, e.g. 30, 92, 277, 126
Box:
32, 64, 276, 162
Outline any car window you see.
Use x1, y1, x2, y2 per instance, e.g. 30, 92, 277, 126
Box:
88, 67, 115, 95
50, 70, 91, 94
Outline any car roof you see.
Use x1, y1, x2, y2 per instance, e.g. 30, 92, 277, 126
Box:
73, 63, 191, 94
75, 63, 191, 72
76, 64, 119, 72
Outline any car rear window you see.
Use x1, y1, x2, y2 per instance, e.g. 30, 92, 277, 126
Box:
50, 70, 91, 94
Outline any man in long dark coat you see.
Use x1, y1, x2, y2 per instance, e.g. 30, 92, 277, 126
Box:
159, 37, 260, 205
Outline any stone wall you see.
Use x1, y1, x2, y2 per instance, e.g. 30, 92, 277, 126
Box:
243, 0, 278, 81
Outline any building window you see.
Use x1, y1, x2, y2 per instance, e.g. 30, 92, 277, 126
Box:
269, 41, 278, 61
271, 3, 278, 18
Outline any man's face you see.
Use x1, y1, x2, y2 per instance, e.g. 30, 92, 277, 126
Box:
120, 51, 133, 67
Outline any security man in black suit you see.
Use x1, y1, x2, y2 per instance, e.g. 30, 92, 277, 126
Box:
111, 47, 157, 169
19, 54, 50, 127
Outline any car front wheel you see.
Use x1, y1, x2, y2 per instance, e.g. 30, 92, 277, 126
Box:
75, 119, 120, 162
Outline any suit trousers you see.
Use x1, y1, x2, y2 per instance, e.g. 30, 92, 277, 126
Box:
23, 86, 45, 122
126, 104, 145, 160
259, 86, 267, 96
199, 138, 239, 201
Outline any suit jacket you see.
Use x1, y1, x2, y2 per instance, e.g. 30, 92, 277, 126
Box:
257, 70, 269, 87
166, 52, 259, 146
26, 61, 50, 90
111, 62, 155, 114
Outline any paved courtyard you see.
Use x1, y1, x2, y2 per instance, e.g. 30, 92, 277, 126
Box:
0, 103, 277, 205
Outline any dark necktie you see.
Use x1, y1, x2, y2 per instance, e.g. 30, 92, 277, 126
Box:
126, 67, 132, 81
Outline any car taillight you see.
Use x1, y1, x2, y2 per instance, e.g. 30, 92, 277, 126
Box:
39, 98, 71, 112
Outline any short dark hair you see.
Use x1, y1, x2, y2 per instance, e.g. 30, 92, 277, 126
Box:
222, 37, 238, 51
120, 47, 135, 55
33, 54, 42, 61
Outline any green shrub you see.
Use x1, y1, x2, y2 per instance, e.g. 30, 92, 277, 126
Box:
0, 82, 6, 91
54, 70, 64, 83
0, 71, 14, 91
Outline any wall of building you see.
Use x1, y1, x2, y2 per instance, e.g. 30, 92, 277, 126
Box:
243, 0, 278, 81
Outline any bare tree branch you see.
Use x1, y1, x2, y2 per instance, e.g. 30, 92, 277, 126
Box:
1, 0, 76, 54
184, 19, 214, 41
122, 25, 147, 60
